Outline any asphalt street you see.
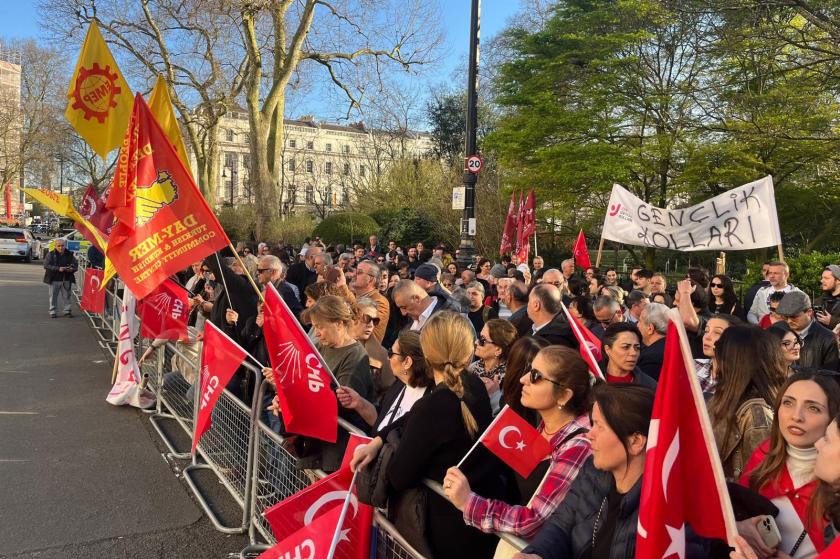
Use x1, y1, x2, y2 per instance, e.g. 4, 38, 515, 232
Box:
0, 260, 247, 558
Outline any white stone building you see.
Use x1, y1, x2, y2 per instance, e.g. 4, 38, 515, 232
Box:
0, 47, 22, 223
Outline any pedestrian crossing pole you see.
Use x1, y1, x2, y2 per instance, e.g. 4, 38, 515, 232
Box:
457, 0, 481, 269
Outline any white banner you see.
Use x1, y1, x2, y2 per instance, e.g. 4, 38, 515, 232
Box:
106, 289, 155, 408
601, 176, 782, 251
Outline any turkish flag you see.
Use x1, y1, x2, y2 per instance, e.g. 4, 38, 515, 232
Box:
499, 192, 518, 256
80, 268, 106, 313
263, 283, 338, 443
138, 278, 190, 341
74, 183, 114, 250
105, 94, 229, 299
192, 321, 247, 453
573, 229, 591, 269
478, 405, 551, 478
561, 302, 605, 380
636, 314, 737, 558
263, 468, 373, 559
258, 504, 343, 559
340, 433, 373, 471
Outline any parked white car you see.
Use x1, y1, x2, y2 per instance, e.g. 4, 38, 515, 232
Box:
0, 227, 40, 262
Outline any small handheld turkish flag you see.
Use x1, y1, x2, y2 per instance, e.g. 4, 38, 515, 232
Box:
138, 278, 190, 341
573, 229, 592, 269
192, 321, 247, 453
263, 468, 373, 559
259, 505, 344, 559
561, 302, 605, 380
475, 405, 551, 478
263, 283, 338, 443
80, 268, 106, 313
636, 311, 737, 558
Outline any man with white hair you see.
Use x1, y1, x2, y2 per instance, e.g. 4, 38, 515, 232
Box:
286, 245, 321, 306
560, 259, 575, 281
257, 242, 269, 256
256, 255, 302, 320
43, 238, 78, 318
637, 303, 669, 380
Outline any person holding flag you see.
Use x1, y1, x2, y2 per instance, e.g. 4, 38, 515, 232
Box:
512, 384, 708, 559
43, 237, 78, 318
443, 346, 592, 542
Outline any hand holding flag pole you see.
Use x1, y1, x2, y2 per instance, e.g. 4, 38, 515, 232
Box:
325, 470, 359, 559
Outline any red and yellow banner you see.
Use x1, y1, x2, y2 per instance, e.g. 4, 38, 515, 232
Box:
105, 93, 229, 299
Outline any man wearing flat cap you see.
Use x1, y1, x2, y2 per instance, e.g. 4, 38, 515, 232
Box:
815, 265, 840, 330
776, 291, 840, 371
413, 263, 462, 310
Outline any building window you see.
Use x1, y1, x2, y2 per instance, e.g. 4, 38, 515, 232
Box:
326, 143, 332, 152
343, 163, 350, 176
359, 165, 366, 177
305, 184, 314, 204
289, 139, 297, 148
226, 129, 234, 142
306, 140, 314, 150
288, 159, 296, 172
325, 187, 333, 207
342, 145, 350, 154
306, 160, 313, 173
325, 162, 332, 175
289, 187, 297, 205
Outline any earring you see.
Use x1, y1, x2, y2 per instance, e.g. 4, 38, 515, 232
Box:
557, 402, 564, 411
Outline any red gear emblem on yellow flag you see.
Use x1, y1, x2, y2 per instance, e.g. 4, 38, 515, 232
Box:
69, 62, 123, 124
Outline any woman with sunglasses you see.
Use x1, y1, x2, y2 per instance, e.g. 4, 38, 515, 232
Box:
512, 385, 703, 559
349, 298, 394, 405
708, 274, 747, 321
769, 322, 803, 375
502, 337, 551, 427
736, 372, 840, 558
469, 319, 519, 414
600, 322, 658, 390
443, 346, 592, 545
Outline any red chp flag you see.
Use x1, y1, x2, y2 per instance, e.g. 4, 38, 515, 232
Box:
636, 315, 737, 558
499, 192, 518, 256
478, 405, 551, 478
138, 278, 189, 341
561, 302, 605, 380
106, 93, 229, 299
192, 321, 247, 453
80, 268, 106, 313
258, 505, 343, 559
263, 283, 338, 443
516, 190, 535, 264
573, 229, 592, 269
75, 183, 114, 249
263, 467, 373, 559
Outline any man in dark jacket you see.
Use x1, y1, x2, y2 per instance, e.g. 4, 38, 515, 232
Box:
43, 238, 78, 318
526, 284, 575, 347
285, 246, 320, 306
777, 291, 840, 372
391, 279, 464, 332
257, 255, 302, 321
815, 265, 840, 331
637, 303, 669, 380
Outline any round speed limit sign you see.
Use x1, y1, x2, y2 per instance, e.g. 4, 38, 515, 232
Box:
465, 155, 483, 174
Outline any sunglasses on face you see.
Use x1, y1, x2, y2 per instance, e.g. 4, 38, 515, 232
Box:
257, 268, 271, 274
710, 282, 723, 288
526, 366, 562, 386
361, 315, 381, 326
387, 349, 403, 358
476, 334, 494, 346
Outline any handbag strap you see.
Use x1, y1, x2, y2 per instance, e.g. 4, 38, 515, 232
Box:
789, 529, 808, 556
383, 385, 407, 429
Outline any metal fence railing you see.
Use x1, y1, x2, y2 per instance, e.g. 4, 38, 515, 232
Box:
71, 258, 529, 557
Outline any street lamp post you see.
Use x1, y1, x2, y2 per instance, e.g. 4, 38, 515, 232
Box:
457, 0, 481, 269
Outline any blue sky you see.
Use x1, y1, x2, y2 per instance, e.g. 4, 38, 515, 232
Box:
0, 1, 523, 125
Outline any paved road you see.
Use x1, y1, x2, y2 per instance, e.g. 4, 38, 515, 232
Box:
0, 261, 247, 558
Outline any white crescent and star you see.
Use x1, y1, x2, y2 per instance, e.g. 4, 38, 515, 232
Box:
498, 426, 527, 451
303, 490, 359, 525
89, 275, 101, 292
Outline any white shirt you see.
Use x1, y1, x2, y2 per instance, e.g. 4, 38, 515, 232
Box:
748, 284, 801, 324
411, 297, 437, 331
377, 384, 427, 431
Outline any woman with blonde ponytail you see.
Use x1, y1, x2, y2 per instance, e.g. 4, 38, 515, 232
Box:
381, 311, 499, 558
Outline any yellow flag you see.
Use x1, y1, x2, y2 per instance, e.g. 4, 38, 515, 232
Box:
22, 188, 108, 251
148, 75, 191, 172
65, 21, 134, 159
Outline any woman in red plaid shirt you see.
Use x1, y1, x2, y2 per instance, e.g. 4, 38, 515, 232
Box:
444, 346, 593, 541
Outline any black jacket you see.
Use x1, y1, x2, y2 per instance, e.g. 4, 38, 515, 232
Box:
272, 279, 303, 322
43, 250, 78, 284
524, 458, 709, 559
815, 292, 840, 330
799, 321, 840, 372
638, 337, 666, 380
530, 312, 576, 348
286, 261, 318, 306
509, 306, 532, 338
205, 254, 259, 343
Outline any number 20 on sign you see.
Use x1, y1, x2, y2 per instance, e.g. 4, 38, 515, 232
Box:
466, 155, 483, 173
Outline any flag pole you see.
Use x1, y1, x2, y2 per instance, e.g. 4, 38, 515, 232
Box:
325, 469, 359, 559
595, 237, 605, 268
560, 301, 605, 380
227, 240, 266, 303
456, 405, 509, 469
533, 231, 538, 257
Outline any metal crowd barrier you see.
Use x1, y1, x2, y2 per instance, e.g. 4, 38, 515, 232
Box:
71, 259, 529, 557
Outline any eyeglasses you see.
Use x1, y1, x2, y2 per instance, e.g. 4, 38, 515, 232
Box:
710, 282, 724, 288
387, 349, 403, 358
781, 339, 802, 349
546, 280, 562, 287
361, 315, 381, 326
526, 366, 562, 386
476, 334, 494, 346
257, 268, 271, 274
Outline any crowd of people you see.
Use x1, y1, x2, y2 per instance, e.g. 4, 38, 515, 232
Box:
101, 232, 840, 559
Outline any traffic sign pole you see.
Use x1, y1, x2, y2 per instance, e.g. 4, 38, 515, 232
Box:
457, 0, 481, 270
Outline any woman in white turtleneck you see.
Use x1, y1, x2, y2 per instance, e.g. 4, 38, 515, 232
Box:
736, 372, 840, 559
